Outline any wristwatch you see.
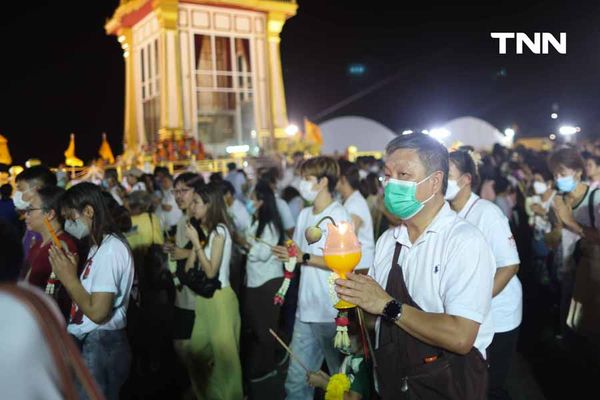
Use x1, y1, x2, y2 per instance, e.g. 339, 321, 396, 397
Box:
302, 253, 311, 265
382, 299, 403, 322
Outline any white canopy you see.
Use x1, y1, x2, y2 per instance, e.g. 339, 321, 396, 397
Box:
319, 116, 396, 154
440, 116, 511, 150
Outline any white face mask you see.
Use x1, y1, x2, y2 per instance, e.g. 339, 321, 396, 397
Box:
533, 181, 548, 195
13, 190, 31, 210
65, 219, 90, 240
299, 179, 320, 203
444, 179, 462, 201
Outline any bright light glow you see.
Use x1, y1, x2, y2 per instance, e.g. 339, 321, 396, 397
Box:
421, 130, 429, 134
559, 126, 578, 136
551, 113, 558, 119
118, 35, 126, 43
338, 222, 349, 234
429, 128, 451, 140
504, 128, 515, 138
549, 134, 557, 140
250, 130, 257, 138
122, 43, 129, 50
226, 145, 249, 154
123, 51, 129, 58
402, 130, 413, 135
243, 161, 248, 167
285, 124, 299, 136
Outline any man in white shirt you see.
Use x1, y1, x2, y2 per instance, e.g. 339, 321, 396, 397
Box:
272, 156, 351, 400
125, 168, 147, 193
221, 180, 251, 233
335, 133, 496, 399
337, 160, 375, 272
225, 162, 247, 203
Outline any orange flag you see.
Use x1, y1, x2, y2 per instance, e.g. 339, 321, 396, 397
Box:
304, 118, 323, 145
98, 133, 115, 164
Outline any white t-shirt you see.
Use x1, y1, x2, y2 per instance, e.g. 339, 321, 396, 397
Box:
245, 222, 284, 287
369, 203, 496, 358
343, 191, 375, 270
294, 201, 352, 323
276, 197, 296, 231
560, 186, 600, 262
206, 224, 233, 288
229, 199, 251, 233
68, 235, 135, 339
457, 193, 522, 333
156, 189, 183, 229
0, 286, 63, 400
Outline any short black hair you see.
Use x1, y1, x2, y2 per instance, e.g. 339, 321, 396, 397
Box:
220, 180, 236, 196
1, 184, 12, 199
338, 160, 361, 190
15, 165, 57, 188
37, 186, 66, 222
209, 172, 223, 184
385, 133, 449, 193
227, 162, 237, 171
174, 172, 203, 188
154, 166, 169, 176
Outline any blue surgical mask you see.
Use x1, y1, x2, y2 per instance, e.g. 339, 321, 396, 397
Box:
245, 199, 257, 215
556, 175, 577, 193
384, 174, 434, 220
65, 219, 90, 240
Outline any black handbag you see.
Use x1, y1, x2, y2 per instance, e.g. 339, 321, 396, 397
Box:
176, 265, 221, 298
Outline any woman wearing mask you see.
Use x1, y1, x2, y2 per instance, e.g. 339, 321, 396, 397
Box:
445, 150, 521, 400
243, 180, 285, 386
178, 182, 242, 400
525, 172, 555, 285
23, 186, 79, 320
548, 147, 600, 341
48, 182, 134, 400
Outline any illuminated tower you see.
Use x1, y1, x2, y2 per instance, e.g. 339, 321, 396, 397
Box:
105, 0, 297, 157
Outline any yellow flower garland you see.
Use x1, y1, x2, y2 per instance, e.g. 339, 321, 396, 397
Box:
325, 373, 351, 400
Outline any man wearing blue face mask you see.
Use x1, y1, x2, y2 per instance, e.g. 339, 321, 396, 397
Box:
335, 133, 496, 399
548, 146, 600, 341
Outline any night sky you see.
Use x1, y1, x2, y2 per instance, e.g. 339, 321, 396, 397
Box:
1, 0, 600, 165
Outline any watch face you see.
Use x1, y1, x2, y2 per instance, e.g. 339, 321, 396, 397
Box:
385, 300, 401, 320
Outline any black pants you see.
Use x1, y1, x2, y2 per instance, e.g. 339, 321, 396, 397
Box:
243, 277, 284, 379
487, 326, 520, 400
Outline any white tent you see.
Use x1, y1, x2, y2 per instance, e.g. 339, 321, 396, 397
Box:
441, 116, 511, 150
319, 116, 396, 154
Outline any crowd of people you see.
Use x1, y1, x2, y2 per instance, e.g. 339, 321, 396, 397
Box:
1, 133, 600, 400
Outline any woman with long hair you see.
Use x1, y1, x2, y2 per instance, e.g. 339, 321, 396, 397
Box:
48, 182, 134, 400
244, 179, 285, 386
177, 182, 242, 400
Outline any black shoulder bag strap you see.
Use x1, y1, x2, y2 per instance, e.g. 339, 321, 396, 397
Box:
589, 189, 598, 229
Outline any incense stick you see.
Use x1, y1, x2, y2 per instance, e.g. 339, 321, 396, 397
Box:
269, 329, 309, 372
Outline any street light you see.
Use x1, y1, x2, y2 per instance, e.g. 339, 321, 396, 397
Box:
504, 128, 515, 139
285, 124, 299, 136
402, 130, 413, 135
551, 113, 558, 119
559, 126, 578, 136
429, 128, 451, 141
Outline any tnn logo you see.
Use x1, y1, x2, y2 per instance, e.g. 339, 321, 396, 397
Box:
490, 32, 566, 54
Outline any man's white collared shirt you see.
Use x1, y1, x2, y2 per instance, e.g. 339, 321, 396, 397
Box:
369, 202, 496, 357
